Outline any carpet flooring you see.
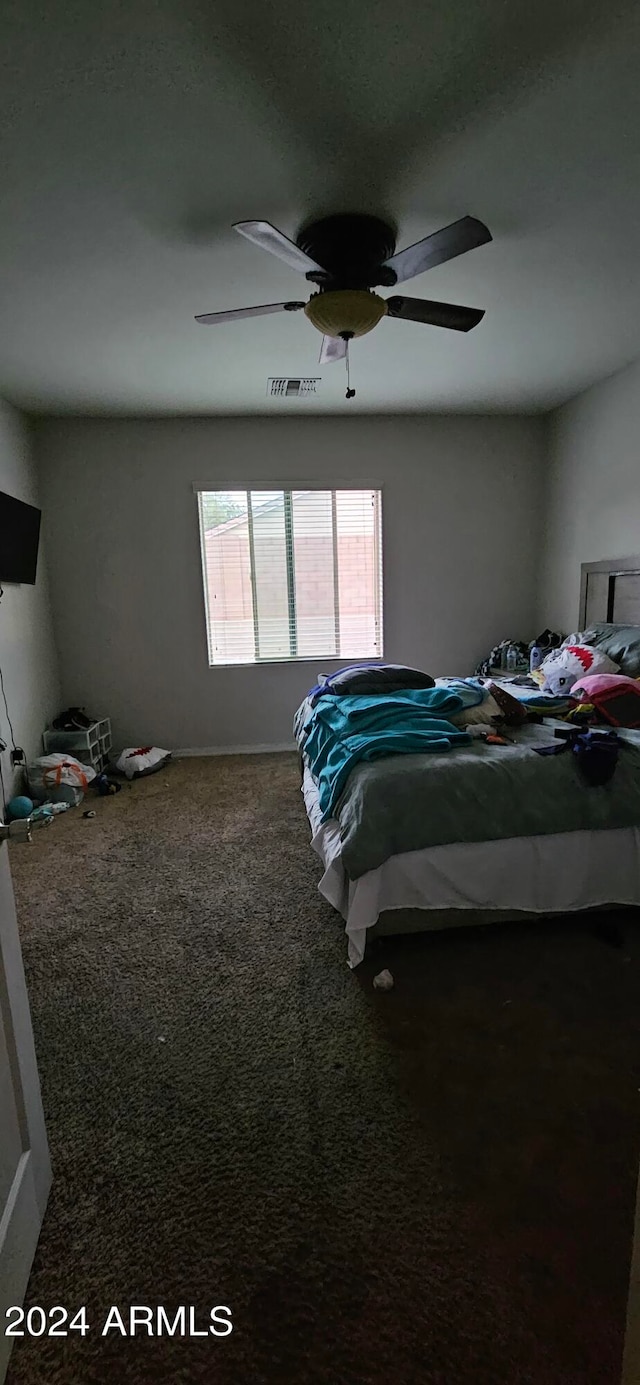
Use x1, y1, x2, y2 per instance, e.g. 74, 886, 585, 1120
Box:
6, 752, 640, 1384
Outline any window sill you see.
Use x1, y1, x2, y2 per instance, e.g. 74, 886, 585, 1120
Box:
208, 655, 385, 669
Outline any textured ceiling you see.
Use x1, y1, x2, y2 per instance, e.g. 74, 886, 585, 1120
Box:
1, 0, 639, 414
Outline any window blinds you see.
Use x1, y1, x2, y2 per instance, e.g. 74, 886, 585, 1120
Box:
198, 489, 383, 665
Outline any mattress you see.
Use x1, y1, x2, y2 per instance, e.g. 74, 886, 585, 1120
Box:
302, 766, 640, 967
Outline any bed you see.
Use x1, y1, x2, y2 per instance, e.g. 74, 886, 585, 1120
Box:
296, 556, 640, 966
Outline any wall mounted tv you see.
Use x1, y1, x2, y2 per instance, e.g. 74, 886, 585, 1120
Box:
0, 490, 42, 584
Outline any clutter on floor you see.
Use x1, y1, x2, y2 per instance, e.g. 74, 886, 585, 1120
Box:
8, 730, 173, 836
43, 712, 112, 773
51, 706, 97, 732
7, 794, 34, 819
27, 752, 96, 807
94, 772, 121, 795
114, 746, 172, 779
373, 968, 395, 991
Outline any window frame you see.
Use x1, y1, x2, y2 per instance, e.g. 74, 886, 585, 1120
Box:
196, 484, 384, 668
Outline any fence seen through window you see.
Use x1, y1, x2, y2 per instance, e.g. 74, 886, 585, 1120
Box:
198, 489, 383, 665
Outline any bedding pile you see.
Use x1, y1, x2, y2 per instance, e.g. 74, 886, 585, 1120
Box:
439, 675, 575, 717
303, 686, 470, 819
295, 662, 640, 880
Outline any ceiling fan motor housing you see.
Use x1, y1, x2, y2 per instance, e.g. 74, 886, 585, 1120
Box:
296, 214, 398, 288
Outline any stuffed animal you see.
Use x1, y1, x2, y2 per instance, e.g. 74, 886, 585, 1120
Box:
539, 644, 619, 696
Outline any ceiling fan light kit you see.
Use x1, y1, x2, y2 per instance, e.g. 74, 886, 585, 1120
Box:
304, 289, 387, 339
195, 212, 492, 398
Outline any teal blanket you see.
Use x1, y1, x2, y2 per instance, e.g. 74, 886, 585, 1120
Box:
304, 687, 470, 819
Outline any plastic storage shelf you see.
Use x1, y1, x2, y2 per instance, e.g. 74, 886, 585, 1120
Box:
42, 718, 112, 773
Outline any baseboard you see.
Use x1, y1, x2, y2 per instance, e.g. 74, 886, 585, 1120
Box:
174, 743, 296, 757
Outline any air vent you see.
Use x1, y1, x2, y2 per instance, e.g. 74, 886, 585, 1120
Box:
267, 377, 320, 398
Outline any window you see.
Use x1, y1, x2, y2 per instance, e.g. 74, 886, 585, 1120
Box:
198, 489, 383, 665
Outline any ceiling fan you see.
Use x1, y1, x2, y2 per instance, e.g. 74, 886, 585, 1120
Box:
194, 212, 492, 370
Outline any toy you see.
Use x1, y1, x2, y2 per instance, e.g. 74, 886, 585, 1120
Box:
8, 795, 34, 819
465, 726, 514, 745
539, 644, 619, 696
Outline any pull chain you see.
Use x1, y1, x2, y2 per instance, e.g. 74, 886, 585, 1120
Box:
345, 340, 355, 399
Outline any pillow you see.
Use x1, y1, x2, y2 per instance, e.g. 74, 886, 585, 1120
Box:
578, 623, 640, 677
449, 693, 502, 727
314, 663, 435, 697
571, 672, 639, 699
539, 644, 619, 695
570, 673, 640, 728
115, 746, 172, 780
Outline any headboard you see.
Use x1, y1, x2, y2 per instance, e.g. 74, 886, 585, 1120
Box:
579, 557, 640, 628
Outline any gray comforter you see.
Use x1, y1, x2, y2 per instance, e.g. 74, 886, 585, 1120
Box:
296, 701, 640, 878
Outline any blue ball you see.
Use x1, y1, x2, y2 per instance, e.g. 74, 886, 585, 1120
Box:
8, 795, 34, 820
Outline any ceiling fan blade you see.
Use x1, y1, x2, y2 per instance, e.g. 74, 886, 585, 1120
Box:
234, 220, 323, 274
383, 216, 492, 286
195, 300, 305, 325
319, 335, 348, 364
386, 296, 485, 332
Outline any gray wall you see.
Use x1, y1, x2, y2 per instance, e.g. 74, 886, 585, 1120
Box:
35, 415, 545, 751
0, 402, 60, 799
539, 357, 640, 631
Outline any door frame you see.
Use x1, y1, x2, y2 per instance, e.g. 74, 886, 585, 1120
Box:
0, 843, 52, 1383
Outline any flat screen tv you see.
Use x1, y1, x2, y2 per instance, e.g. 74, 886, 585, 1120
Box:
0, 490, 42, 584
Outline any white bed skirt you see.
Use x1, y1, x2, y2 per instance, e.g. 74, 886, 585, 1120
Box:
302, 768, 640, 967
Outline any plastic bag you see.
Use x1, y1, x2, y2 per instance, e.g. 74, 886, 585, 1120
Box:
28, 753, 95, 806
